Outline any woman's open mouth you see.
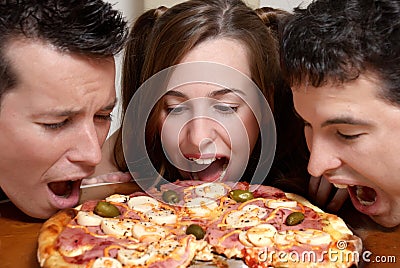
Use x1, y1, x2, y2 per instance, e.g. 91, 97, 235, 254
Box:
188, 157, 228, 182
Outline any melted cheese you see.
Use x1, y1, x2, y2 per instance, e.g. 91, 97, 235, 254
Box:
105, 194, 130, 203
117, 247, 155, 266
194, 182, 227, 199
246, 224, 277, 247
101, 218, 136, 237
76, 211, 102, 226
185, 197, 218, 217
127, 196, 159, 213
92, 257, 122, 268
132, 222, 166, 242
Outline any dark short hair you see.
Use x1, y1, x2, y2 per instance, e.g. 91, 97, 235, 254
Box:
0, 0, 128, 98
281, 0, 400, 104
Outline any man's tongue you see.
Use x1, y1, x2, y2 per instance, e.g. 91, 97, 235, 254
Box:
48, 181, 73, 197
354, 185, 377, 206
193, 159, 225, 182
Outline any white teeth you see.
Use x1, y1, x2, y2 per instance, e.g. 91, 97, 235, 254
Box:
190, 157, 216, 165
359, 200, 375, 206
333, 183, 348, 189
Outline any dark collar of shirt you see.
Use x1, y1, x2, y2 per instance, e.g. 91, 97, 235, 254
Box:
0, 188, 9, 201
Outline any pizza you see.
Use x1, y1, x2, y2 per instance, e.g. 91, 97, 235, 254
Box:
37, 180, 362, 267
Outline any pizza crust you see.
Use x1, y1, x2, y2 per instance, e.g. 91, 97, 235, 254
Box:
37, 208, 84, 268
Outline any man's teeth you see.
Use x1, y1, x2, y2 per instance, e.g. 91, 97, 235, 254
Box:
333, 183, 349, 189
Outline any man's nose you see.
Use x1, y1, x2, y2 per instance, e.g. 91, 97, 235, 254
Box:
69, 124, 102, 166
307, 135, 341, 177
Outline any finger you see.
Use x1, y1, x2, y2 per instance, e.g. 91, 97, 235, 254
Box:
308, 176, 322, 201
103, 172, 132, 183
326, 188, 349, 212
81, 177, 98, 186
314, 177, 335, 208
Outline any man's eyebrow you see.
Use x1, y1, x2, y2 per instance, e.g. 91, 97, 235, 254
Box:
34, 109, 81, 117
33, 99, 117, 117
101, 98, 117, 111
321, 117, 372, 127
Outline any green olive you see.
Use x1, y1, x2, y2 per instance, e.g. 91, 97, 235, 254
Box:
229, 189, 254, 202
94, 201, 120, 218
285, 212, 305, 226
186, 224, 206, 240
162, 190, 180, 204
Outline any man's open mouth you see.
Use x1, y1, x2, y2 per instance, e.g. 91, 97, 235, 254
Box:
350, 185, 377, 206
48, 180, 74, 197
189, 157, 228, 182
336, 183, 377, 206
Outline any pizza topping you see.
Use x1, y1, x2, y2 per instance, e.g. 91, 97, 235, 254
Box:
76, 211, 103, 226
185, 197, 218, 217
238, 231, 253, 247
101, 218, 136, 237
229, 189, 254, 202
132, 222, 167, 242
295, 229, 332, 246
145, 207, 177, 225
246, 223, 277, 247
186, 224, 206, 240
162, 190, 180, 204
127, 196, 159, 213
285, 212, 305, 226
92, 257, 122, 268
194, 182, 227, 199
105, 194, 129, 203
117, 246, 155, 266
224, 209, 260, 228
266, 199, 298, 209
240, 204, 268, 218
94, 201, 120, 218
274, 230, 296, 245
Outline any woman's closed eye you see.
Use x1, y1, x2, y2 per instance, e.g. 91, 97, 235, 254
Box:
166, 105, 188, 115
213, 104, 238, 114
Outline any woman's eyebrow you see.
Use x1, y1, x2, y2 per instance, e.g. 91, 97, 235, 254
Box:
164, 90, 187, 98
164, 88, 246, 98
208, 88, 246, 97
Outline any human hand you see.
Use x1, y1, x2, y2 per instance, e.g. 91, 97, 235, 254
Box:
308, 176, 349, 212
81, 172, 133, 186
